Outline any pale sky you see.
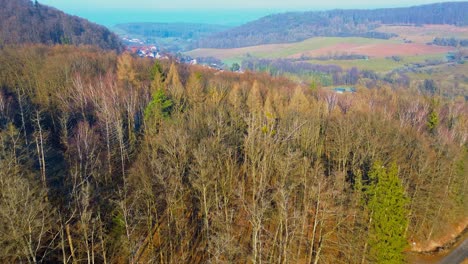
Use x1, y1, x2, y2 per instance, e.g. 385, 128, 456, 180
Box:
37, 0, 467, 27
39, 0, 466, 10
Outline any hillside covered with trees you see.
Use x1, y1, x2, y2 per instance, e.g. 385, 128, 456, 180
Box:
114, 23, 229, 40
0, 0, 123, 51
114, 22, 230, 52
0, 45, 466, 263
198, 2, 468, 48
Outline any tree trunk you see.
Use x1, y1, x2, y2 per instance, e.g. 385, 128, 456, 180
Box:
66, 224, 77, 264
308, 183, 321, 264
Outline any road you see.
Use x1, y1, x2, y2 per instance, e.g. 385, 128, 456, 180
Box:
438, 238, 468, 264
407, 231, 468, 264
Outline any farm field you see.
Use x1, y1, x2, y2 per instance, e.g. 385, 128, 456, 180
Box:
306, 53, 448, 72
292, 42, 451, 58
187, 37, 401, 60
186, 35, 458, 72
375, 24, 468, 44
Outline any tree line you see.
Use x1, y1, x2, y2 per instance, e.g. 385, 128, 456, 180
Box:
0, 0, 123, 51
432, 37, 468, 47
197, 2, 468, 48
0, 44, 466, 263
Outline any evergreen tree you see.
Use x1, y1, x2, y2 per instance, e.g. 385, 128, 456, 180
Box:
366, 161, 409, 263
427, 98, 440, 134
230, 63, 240, 72
427, 109, 439, 134
145, 89, 173, 121
150, 61, 164, 92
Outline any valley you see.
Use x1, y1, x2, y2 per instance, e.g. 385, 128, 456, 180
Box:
186, 35, 456, 70
183, 22, 467, 98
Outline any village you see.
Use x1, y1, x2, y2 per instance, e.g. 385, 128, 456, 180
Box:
123, 41, 233, 72
124, 42, 359, 94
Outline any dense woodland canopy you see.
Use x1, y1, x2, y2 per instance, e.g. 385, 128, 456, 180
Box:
114, 23, 229, 40
0, 45, 466, 263
432, 37, 468, 47
0, 0, 123, 51
114, 23, 230, 52
198, 2, 468, 48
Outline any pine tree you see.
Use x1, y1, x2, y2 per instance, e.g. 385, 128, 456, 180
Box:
186, 72, 204, 105
427, 98, 439, 134
144, 89, 173, 134
150, 61, 164, 93
166, 62, 184, 101
366, 161, 409, 264
427, 109, 439, 134
117, 53, 137, 88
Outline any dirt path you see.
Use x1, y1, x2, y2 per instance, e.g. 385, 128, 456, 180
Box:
438, 238, 468, 264
410, 218, 468, 252
407, 226, 468, 264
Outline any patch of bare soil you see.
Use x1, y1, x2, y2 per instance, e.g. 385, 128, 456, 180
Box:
410, 217, 468, 253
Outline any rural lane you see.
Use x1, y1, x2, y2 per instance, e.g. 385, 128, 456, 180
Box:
438, 238, 468, 264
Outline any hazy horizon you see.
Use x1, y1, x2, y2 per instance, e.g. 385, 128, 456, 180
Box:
38, 0, 468, 27
40, 0, 467, 10
51, 9, 287, 27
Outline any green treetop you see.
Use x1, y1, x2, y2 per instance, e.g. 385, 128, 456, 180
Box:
366, 161, 409, 264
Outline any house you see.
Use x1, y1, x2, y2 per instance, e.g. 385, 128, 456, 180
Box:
333, 87, 356, 94
138, 50, 147, 56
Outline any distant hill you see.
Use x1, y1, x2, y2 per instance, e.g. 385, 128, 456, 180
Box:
0, 0, 123, 51
114, 23, 230, 52
198, 2, 468, 48
114, 23, 229, 40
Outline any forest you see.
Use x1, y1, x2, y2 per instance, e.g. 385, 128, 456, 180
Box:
197, 2, 468, 48
0, 44, 466, 263
432, 37, 468, 47
0, 0, 123, 51
114, 23, 230, 52
241, 57, 419, 91
114, 23, 229, 41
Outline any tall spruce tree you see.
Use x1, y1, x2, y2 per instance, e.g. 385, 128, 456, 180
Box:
366, 161, 409, 263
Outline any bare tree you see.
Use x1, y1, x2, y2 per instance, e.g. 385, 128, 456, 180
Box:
0, 124, 55, 263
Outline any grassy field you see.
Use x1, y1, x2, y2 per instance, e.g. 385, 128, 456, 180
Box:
306, 53, 448, 72
186, 36, 456, 72
407, 63, 468, 98
186, 37, 398, 60
253, 37, 399, 58
375, 24, 468, 44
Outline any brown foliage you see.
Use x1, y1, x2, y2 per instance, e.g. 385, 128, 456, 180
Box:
0, 45, 466, 263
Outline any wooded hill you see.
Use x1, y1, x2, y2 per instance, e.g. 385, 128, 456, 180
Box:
114, 23, 229, 40
114, 22, 230, 52
0, 0, 123, 51
0, 45, 466, 263
198, 2, 468, 48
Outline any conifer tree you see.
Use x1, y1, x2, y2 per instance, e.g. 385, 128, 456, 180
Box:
366, 161, 409, 264
186, 72, 205, 105
150, 61, 164, 93
165, 62, 185, 105
427, 109, 439, 134
144, 89, 173, 133
117, 53, 137, 88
